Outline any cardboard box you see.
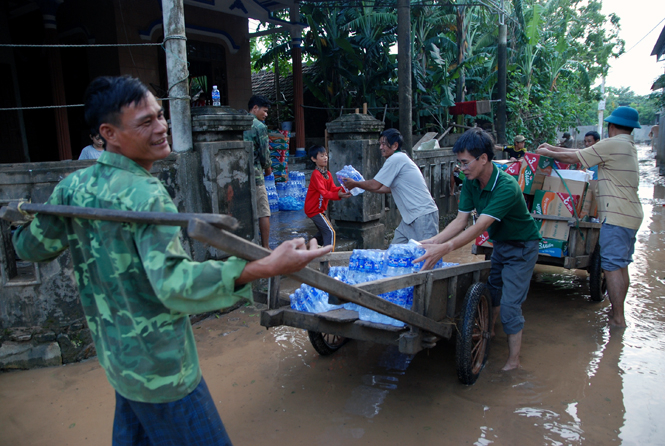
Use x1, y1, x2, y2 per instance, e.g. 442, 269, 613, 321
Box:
535, 219, 571, 241
518, 155, 546, 194
532, 190, 579, 241
493, 160, 521, 176
542, 176, 588, 215
554, 160, 582, 171
522, 153, 582, 175
580, 180, 598, 219
524, 152, 554, 176
552, 169, 592, 183
539, 238, 568, 258
532, 190, 580, 217
475, 231, 493, 247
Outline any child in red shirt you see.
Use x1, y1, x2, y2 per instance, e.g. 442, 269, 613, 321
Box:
304, 146, 351, 250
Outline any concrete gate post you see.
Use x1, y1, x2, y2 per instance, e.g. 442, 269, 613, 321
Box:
327, 114, 385, 248
189, 106, 257, 258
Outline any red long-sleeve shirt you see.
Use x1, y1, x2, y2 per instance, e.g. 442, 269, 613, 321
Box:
304, 169, 343, 218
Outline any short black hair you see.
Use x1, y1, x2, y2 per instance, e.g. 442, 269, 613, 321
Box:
84, 76, 149, 133
308, 145, 326, 160
452, 127, 495, 161
584, 131, 600, 142
608, 122, 634, 133
248, 95, 271, 110
380, 128, 403, 150
563, 132, 571, 138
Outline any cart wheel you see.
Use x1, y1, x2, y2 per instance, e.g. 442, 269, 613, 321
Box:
589, 244, 607, 302
308, 331, 348, 356
456, 283, 492, 385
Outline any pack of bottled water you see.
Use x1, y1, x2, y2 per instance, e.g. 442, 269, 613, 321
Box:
264, 174, 279, 213
335, 165, 365, 196
288, 240, 459, 328
275, 182, 286, 198
277, 171, 306, 211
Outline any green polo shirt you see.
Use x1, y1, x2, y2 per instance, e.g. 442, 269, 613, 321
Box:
459, 164, 540, 242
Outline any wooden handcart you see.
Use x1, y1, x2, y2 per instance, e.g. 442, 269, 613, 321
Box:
472, 214, 607, 302
258, 250, 493, 385
1, 202, 494, 385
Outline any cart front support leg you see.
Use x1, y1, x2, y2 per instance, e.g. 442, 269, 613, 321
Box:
187, 219, 450, 338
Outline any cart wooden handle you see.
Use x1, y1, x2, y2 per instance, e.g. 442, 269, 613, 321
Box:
0, 202, 239, 232
187, 218, 450, 338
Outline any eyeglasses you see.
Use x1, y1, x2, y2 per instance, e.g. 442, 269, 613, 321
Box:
456, 156, 480, 170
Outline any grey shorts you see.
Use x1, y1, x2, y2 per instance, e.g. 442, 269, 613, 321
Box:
256, 184, 271, 218
487, 240, 539, 335
599, 223, 637, 271
391, 210, 440, 244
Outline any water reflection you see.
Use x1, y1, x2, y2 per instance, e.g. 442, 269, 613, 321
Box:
617, 148, 665, 444
269, 208, 317, 249
514, 406, 584, 444
344, 345, 413, 418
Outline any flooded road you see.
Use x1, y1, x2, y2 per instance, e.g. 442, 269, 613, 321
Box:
2, 146, 665, 445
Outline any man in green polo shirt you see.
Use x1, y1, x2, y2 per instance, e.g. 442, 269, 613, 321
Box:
415, 128, 541, 371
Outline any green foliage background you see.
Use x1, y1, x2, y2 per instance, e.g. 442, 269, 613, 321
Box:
250, 0, 661, 144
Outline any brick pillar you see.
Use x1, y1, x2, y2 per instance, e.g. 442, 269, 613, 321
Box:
188, 106, 256, 256
327, 114, 385, 248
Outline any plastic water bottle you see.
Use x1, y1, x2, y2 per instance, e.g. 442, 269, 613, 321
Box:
336, 165, 365, 196
275, 182, 286, 199
211, 85, 220, 107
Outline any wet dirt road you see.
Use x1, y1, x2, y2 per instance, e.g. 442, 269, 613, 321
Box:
2, 146, 665, 445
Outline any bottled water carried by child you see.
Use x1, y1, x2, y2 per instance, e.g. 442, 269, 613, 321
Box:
335, 165, 365, 196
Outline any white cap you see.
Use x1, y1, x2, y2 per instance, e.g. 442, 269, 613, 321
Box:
213, 85, 218, 89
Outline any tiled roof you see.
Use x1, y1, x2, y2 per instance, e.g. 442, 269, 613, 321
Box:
251, 65, 317, 102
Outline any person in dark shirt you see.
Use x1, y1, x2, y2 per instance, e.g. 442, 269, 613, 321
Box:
496, 135, 527, 160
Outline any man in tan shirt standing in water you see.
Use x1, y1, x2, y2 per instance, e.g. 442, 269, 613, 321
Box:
537, 106, 643, 327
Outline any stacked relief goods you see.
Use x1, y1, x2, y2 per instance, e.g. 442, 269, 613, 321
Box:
476, 152, 598, 258
278, 171, 306, 211
264, 174, 279, 213
269, 130, 289, 183
289, 241, 459, 327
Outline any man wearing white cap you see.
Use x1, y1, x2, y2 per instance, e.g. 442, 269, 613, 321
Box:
536, 106, 643, 328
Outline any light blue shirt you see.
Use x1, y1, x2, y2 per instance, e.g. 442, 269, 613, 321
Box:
79, 145, 103, 160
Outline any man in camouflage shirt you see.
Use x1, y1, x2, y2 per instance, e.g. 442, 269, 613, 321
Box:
13, 76, 330, 445
244, 95, 272, 248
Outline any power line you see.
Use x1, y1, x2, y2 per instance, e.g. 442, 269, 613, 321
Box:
624, 17, 665, 54
0, 43, 162, 48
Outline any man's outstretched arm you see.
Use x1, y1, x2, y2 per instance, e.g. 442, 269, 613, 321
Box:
536, 143, 580, 164
342, 178, 390, 194
236, 238, 332, 285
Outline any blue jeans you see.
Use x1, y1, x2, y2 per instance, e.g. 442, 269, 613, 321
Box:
112, 377, 232, 446
487, 240, 539, 335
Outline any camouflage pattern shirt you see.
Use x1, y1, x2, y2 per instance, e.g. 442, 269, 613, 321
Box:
13, 151, 251, 403
243, 115, 271, 186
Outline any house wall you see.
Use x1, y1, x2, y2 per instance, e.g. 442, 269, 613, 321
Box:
1, 0, 253, 164
379, 148, 460, 236
0, 111, 257, 369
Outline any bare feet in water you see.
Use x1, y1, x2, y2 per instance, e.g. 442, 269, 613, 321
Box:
607, 308, 626, 327
609, 317, 627, 328
501, 360, 520, 371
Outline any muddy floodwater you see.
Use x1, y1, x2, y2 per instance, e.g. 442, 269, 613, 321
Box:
2, 146, 665, 445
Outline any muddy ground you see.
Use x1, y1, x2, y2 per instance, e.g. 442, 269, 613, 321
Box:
1, 146, 664, 445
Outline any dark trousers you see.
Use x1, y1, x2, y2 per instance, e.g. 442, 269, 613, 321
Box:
310, 213, 336, 250
112, 377, 232, 446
